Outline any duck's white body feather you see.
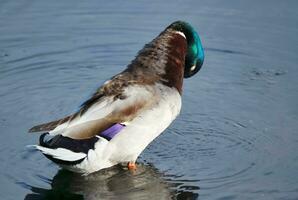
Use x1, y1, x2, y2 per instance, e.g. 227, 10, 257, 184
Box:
106, 84, 181, 164
32, 83, 181, 174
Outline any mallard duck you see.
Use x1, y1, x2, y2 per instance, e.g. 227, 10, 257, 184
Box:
28, 21, 204, 174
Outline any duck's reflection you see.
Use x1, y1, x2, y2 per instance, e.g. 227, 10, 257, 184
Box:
24, 164, 198, 200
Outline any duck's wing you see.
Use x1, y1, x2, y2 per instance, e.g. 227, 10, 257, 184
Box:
29, 115, 73, 133
29, 81, 157, 140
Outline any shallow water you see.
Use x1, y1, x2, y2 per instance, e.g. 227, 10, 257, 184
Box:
1, 0, 298, 199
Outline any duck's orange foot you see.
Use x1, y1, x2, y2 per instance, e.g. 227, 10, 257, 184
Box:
127, 162, 137, 170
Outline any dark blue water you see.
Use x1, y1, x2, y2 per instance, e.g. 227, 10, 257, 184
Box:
1, 0, 298, 199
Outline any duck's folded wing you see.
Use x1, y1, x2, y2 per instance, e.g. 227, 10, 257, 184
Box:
29, 85, 156, 139
29, 115, 73, 133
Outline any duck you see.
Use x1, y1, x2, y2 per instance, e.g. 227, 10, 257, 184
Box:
28, 21, 204, 174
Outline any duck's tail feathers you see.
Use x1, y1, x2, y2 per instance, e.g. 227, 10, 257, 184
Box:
28, 145, 87, 162
27, 132, 102, 165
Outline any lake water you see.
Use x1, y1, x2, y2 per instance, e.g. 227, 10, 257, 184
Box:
1, 0, 298, 199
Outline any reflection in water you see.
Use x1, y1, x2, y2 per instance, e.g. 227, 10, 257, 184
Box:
22, 164, 199, 200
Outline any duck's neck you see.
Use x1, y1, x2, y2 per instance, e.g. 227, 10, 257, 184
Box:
127, 30, 187, 94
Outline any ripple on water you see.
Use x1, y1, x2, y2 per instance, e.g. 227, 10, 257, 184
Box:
143, 112, 261, 194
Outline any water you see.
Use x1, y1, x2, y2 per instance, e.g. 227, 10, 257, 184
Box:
1, 0, 298, 199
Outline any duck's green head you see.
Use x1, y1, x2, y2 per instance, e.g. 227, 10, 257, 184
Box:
167, 21, 204, 78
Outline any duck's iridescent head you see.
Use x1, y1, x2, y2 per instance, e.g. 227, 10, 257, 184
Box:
167, 21, 204, 78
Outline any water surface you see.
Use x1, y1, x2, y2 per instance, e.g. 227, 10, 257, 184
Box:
1, 0, 298, 199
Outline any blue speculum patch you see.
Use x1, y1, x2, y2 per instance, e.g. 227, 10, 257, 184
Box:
100, 123, 125, 140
